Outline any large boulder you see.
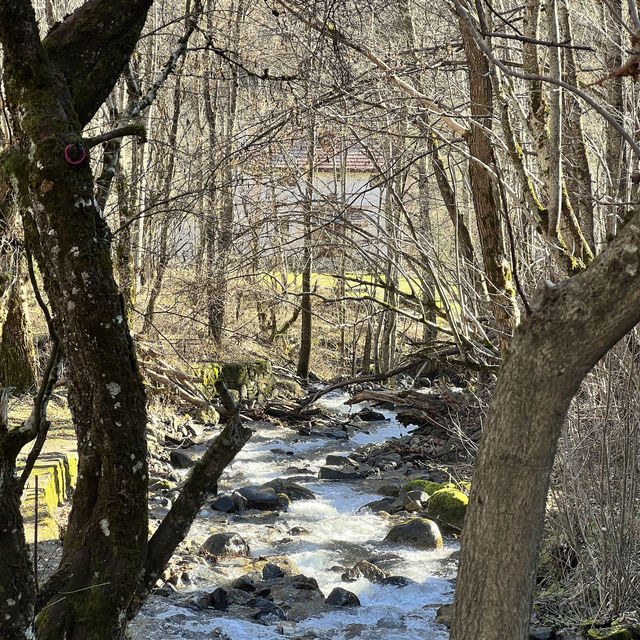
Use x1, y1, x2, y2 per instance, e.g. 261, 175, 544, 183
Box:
427, 488, 468, 530
201, 532, 250, 557
384, 518, 443, 550
260, 478, 316, 501
237, 486, 278, 510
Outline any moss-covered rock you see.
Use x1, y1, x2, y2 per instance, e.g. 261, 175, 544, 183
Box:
197, 359, 276, 401
403, 479, 443, 496
586, 628, 632, 639
427, 488, 468, 530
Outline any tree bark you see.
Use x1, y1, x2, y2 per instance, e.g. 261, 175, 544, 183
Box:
0, 1, 152, 637
296, 110, 316, 379
451, 211, 640, 639
458, 7, 520, 346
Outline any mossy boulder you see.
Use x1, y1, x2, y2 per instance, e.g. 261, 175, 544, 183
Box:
586, 629, 633, 639
403, 479, 443, 496
427, 488, 468, 530
197, 359, 276, 401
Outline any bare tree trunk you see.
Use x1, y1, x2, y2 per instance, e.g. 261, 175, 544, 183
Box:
451, 212, 640, 639
207, 0, 244, 344
458, 7, 519, 346
296, 111, 316, 378
0, 2, 153, 637
142, 55, 186, 335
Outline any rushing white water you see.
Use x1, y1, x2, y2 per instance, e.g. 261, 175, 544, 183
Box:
130, 392, 455, 639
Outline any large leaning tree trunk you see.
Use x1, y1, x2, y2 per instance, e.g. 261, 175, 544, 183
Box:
451, 212, 640, 639
0, 1, 153, 638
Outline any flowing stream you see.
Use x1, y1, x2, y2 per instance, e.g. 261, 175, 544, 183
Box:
129, 392, 456, 640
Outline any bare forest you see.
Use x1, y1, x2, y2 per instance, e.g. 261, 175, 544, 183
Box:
1, 0, 639, 639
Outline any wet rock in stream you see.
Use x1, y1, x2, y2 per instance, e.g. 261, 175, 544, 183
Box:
201, 532, 251, 557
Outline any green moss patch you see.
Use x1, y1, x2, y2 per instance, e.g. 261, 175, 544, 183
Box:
427, 488, 468, 530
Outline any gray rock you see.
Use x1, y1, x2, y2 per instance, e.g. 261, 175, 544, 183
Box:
195, 405, 220, 425
251, 597, 286, 620
201, 532, 250, 557
325, 587, 361, 607
323, 429, 349, 440
261, 478, 316, 501
169, 449, 199, 469
319, 465, 361, 480
208, 587, 229, 610
230, 575, 257, 592
325, 454, 358, 466
287, 526, 309, 536
376, 483, 401, 497
238, 486, 278, 510
342, 560, 389, 583
384, 518, 443, 550
263, 563, 286, 580
366, 553, 404, 571
359, 497, 396, 514
232, 492, 248, 513
356, 408, 387, 421
381, 575, 414, 587
212, 494, 235, 513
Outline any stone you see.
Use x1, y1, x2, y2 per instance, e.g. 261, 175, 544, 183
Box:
201, 532, 250, 557
366, 553, 403, 571
261, 478, 316, 501
251, 597, 286, 620
208, 587, 229, 610
212, 494, 235, 513
237, 486, 278, 510
427, 488, 468, 530
323, 429, 349, 440
325, 454, 358, 466
230, 574, 258, 592
263, 563, 286, 580
404, 479, 442, 496
326, 587, 361, 607
169, 449, 199, 469
319, 465, 360, 480
356, 407, 387, 421
287, 526, 309, 536
244, 555, 301, 577
341, 560, 389, 584
195, 405, 220, 425
376, 483, 401, 497
585, 628, 633, 639
381, 575, 414, 587
384, 518, 443, 550
359, 497, 396, 514
232, 492, 248, 513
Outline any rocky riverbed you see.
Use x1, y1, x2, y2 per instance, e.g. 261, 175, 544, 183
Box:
129, 390, 465, 640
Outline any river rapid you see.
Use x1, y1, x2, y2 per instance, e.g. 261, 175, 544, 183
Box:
129, 392, 457, 640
